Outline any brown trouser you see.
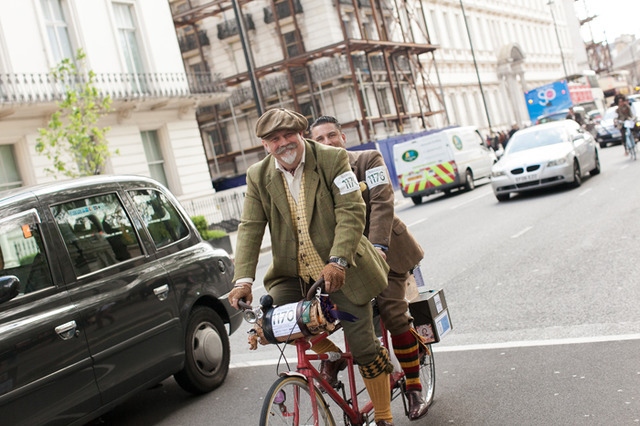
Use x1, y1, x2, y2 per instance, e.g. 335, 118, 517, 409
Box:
376, 269, 413, 336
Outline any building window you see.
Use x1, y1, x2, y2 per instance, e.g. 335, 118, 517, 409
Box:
112, 2, 146, 91
284, 31, 301, 57
207, 126, 230, 157
378, 88, 391, 115
0, 145, 22, 191
40, 0, 74, 63
140, 130, 168, 188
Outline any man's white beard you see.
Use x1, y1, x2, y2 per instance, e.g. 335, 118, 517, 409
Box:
279, 150, 297, 165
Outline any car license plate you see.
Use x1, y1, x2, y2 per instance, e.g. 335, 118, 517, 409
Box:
515, 174, 538, 183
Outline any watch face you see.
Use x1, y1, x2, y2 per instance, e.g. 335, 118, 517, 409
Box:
336, 258, 347, 267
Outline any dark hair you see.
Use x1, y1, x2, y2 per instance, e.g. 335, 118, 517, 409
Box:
615, 94, 627, 104
310, 116, 342, 130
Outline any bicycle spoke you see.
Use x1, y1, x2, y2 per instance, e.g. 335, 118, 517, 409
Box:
261, 376, 334, 426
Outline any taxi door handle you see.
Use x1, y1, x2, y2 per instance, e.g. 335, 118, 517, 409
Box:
154, 284, 170, 301
55, 320, 79, 340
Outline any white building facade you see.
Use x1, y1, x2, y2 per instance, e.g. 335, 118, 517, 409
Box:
0, 0, 227, 208
171, 0, 585, 183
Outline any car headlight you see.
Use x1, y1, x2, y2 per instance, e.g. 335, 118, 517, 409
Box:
491, 169, 506, 177
547, 158, 568, 167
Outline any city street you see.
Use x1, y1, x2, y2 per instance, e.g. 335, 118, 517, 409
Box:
91, 144, 640, 425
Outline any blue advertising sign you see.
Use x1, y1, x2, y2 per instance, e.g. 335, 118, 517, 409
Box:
525, 80, 572, 122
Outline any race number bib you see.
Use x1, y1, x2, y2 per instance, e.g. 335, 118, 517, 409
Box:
365, 166, 389, 189
334, 171, 359, 195
270, 304, 302, 338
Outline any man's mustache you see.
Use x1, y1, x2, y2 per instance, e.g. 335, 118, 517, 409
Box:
274, 142, 298, 155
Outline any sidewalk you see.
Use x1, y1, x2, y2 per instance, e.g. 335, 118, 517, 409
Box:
228, 189, 410, 257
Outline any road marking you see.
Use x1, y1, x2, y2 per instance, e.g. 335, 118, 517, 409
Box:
579, 188, 592, 196
230, 334, 640, 368
408, 217, 428, 227
450, 191, 490, 210
432, 334, 640, 353
511, 226, 532, 239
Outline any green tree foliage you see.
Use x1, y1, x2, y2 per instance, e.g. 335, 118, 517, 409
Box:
36, 49, 114, 178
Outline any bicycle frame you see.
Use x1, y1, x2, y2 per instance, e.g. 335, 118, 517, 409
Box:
286, 319, 403, 425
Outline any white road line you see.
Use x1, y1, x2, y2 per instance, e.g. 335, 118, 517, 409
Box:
230, 334, 640, 368
432, 334, 640, 353
579, 188, 592, 196
511, 226, 533, 239
408, 217, 428, 227
449, 191, 490, 210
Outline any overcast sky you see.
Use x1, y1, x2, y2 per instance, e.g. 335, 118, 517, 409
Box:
577, 0, 640, 43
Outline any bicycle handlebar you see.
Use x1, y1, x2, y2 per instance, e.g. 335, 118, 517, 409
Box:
305, 277, 325, 301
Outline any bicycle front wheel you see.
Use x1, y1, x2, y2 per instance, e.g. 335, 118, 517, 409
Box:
260, 375, 336, 426
419, 344, 436, 407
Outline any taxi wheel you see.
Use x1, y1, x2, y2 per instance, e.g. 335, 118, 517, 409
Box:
174, 306, 230, 394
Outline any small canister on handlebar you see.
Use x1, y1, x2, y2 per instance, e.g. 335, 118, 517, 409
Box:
260, 298, 337, 344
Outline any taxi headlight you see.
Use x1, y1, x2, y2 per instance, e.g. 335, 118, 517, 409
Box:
491, 169, 506, 177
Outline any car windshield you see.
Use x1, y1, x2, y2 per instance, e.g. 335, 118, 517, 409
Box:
506, 126, 568, 154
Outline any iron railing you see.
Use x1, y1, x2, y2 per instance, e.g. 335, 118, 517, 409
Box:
183, 187, 246, 228
0, 71, 227, 104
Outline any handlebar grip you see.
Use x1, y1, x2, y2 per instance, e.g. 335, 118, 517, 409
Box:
305, 278, 325, 301
238, 299, 252, 311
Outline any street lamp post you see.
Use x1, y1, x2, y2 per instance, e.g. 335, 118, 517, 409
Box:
459, 0, 492, 132
547, 0, 569, 78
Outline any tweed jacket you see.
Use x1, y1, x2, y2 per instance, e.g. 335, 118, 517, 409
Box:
233, 139, 389, 305
347, 150, 424, 274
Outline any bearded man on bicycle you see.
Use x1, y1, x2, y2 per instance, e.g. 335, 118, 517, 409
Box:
311, 116, 429, 420
229, 108, 396, 426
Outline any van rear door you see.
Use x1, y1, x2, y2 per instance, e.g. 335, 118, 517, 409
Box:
394, 132, 458, 198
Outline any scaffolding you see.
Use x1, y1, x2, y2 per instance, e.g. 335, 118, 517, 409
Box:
171, 0, 446, 182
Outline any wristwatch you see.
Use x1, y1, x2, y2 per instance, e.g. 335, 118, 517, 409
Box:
329, 257, 349, 268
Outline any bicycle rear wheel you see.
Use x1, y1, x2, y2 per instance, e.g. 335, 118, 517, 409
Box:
419, 344, 436, 407
260, 375, 336, 426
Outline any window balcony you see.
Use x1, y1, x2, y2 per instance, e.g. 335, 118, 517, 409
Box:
217, 14, 255, 40
0, 71, 227, 104
263, 0, 303, 24
178, 30, 210, 53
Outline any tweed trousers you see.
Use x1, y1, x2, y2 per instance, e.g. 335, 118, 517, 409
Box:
268, 277, 381, 365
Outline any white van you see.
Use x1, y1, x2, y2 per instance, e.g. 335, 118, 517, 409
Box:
393, 126, 496, 205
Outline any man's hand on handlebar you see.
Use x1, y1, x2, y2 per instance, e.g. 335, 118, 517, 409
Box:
321, 262, 345, 293
229, 283, 252, 309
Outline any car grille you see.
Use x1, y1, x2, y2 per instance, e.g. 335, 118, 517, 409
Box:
510, 165, 540, 175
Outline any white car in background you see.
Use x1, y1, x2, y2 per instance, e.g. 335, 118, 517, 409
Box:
490, 120, 600, 202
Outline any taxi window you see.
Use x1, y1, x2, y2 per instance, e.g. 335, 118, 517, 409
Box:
0, 211, 54, 295
128, 189, 189, 249
51, 193, 142, 277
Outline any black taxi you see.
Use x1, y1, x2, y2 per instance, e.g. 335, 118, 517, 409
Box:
0, 175, 241, 425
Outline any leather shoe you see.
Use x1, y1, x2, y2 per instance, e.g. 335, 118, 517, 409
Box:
319, 357, 348, 387
406, 389, 428, 420
376, 420, 394, 426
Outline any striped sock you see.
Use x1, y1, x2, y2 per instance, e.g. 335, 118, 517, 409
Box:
391, 330, 422, 392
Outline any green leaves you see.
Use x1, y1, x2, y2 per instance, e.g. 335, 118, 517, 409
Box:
36, 49, 115, 178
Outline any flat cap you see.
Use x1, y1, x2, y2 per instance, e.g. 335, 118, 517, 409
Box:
255, 108, 308, 139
